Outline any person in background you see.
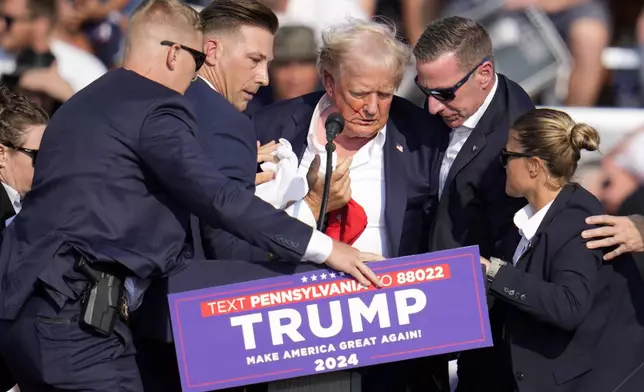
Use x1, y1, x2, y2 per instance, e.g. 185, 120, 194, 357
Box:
0, 0, 107, 106
65, 0, 130, 68
246, 24, 320, 114
574, 159, 604, 199
460, 108, 644, 392
0, 85, 47, 392
506, 0, 610, 106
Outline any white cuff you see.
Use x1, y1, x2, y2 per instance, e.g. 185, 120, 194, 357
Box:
285, 199, 317, 228
302, 229, 333, 264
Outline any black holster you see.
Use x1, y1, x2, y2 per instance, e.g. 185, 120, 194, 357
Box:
74, 256, 125, 336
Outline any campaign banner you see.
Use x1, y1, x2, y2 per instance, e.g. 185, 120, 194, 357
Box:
168, 246, 492, 391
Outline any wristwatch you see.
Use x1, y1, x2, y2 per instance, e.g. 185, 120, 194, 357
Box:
486, 257, 507, 283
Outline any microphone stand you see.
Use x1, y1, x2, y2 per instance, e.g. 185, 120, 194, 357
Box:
316, 138, 336, 232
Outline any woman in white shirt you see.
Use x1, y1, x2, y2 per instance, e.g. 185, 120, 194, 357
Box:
456, 108, 644, 392
0, 85, 47, 392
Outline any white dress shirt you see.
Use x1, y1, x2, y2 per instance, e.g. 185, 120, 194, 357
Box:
438, 75, 499, 198
511, 201, 554, 265
2, 182, 20, 227
285, 95, 390, 257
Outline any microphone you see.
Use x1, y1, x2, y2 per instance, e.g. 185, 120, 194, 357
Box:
317, 113, 345, 231
325, 113, 345, 143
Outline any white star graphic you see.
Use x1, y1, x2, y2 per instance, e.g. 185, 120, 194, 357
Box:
301, 276, 308, 283
310, 275, 318, 281
320, 273, 327, 280
329, 272, 336, 278
339, 272, 345, 277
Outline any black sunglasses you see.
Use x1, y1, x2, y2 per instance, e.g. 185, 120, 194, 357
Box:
160, 40, 206, 72
500, 148, 545, 167
1, 142, 38, 166
415, 57, 489, 102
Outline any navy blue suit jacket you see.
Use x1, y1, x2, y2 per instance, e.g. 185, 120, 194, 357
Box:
457, 184, 644, 392
0, 69, 317, 320
428, 74, 534, 259
185, 77, 268, 261
249, 92, 443, 258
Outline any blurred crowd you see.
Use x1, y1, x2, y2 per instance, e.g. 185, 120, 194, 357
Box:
1, 0, 644, 255
0, 1, 643, 114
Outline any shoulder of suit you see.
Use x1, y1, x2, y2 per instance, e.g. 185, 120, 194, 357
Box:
498, 74, 534, 111
548, 185, 604, 243
251, 92, 322, 122
390, 95, 448, 130
62, 69, 196, 128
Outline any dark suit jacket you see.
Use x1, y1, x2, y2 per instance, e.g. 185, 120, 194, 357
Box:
457, 184, 644, 392
185, 77, 268, 261
0, 185, 14, 390
428, 74, 534, 259
249, 91, 443, 258
0, 68, 318, 320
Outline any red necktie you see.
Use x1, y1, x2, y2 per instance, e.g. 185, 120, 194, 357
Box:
324, 199, 368, 245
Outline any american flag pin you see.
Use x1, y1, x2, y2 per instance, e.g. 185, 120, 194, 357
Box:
396, 144, 403, 152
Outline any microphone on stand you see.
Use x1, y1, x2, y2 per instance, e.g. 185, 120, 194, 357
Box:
317, 113, 345, 231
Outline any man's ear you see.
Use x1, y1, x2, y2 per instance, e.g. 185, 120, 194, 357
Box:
323, 71, 336, 99
166, 44, 180, 71
203, 38, 221, 67
477, 61, 494, 87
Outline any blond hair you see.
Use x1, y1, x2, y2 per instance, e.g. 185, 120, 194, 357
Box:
512, 108, 600, 184
318, 18, 411, 87
125, 0, 202, 53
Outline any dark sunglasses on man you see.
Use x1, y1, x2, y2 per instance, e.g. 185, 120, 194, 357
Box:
160, 40, 206, 72
1, 142, 38, 166
415, 57, 489, 102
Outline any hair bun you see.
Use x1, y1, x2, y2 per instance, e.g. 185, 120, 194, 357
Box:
569, 123, 600, 153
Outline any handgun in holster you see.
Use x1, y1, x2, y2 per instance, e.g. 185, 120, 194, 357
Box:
75, 256, 125, 336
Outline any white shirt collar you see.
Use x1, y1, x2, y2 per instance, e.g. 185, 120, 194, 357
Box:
2, 182, 21, 214
513, 200, 554, 242
307, 94, 387, 157
198, 75, 218, 92
460, 73, 499, 130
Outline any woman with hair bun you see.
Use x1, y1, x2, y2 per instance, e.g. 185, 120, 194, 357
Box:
456, 109, 644, 392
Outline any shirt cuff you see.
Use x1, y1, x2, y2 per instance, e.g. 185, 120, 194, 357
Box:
285, 199, 317, 228
486, 257, 507, 281
302, 229, 333, 264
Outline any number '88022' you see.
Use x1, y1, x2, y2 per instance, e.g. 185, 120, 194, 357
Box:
397, 266, 445, 284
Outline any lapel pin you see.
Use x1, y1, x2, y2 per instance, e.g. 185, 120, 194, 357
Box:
396, 144, 403, 152
472, 145, 478, 153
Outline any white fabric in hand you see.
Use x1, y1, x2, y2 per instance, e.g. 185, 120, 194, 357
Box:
256, 138, 309, 209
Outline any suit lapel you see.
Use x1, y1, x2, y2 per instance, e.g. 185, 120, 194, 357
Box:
514, 185, 575, 271
290, 97, 318, 163
383, 120, 407, 257
443, 81, 507, 191
0, 187, 15, 229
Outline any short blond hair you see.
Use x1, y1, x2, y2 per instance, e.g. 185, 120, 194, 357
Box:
318, 19, 411, 88
126, 0, 202, 46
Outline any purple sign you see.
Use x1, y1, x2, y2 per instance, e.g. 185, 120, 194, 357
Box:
168, 246, 492, 391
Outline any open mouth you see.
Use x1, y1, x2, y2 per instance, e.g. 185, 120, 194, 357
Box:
243, 90, 255, 99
